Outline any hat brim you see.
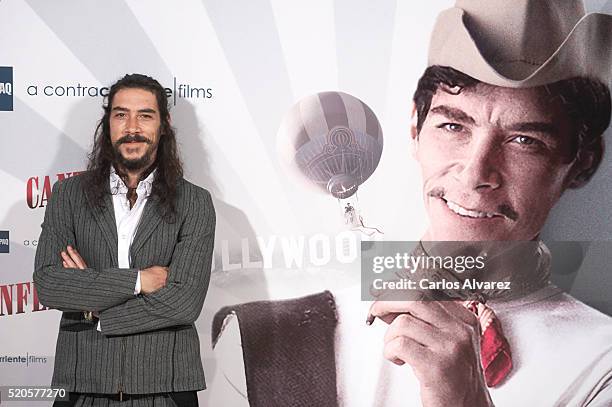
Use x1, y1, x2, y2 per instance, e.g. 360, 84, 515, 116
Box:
428, 8, 612, 87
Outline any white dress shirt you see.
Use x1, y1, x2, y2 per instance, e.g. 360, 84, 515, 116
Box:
97, 166, 156, 331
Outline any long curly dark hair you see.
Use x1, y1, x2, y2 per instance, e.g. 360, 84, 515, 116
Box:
84, 73, 183, 219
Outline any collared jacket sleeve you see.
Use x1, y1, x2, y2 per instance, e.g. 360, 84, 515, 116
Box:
98, 187, 215, 336
33, 180, 139, 312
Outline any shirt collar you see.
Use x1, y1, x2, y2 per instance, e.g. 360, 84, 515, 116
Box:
109, 166, 156, 198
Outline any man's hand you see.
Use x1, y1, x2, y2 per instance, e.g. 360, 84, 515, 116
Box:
368, 300, 493, 407
140, 266, 169, 294
61, 245, 87, 269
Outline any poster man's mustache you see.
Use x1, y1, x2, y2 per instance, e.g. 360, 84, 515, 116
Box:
427, 187, 519, 221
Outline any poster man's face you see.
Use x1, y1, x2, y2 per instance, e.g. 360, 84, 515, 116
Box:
109, 87, 162, 171
413, 83, 578, 241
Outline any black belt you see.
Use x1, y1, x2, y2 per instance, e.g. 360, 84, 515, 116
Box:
112, 391, 198, 405
55, 391, 198, 406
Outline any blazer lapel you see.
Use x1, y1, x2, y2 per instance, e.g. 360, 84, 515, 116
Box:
131, 196, 163, 256
90, 193, 119, 266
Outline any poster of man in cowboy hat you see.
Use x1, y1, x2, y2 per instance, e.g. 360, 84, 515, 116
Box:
211, 1, 612, 406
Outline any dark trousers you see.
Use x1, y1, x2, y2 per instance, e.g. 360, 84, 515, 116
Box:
53, 391, 199, 406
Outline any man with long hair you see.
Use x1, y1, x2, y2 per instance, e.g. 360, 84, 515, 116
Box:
34, 73, 215, 406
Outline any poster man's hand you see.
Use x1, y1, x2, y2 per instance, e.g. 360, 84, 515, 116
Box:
368, 300, 493, 407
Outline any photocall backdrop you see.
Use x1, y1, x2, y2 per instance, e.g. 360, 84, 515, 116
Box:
1, 1, 611, 405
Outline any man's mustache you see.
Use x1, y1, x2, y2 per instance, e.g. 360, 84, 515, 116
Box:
427, 187, 519, 221
116, 134, 152, 145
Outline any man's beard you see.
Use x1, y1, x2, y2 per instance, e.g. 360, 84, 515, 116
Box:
112, 134, 156, 171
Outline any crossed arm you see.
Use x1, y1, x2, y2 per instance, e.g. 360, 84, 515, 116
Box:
98, 190, 215, 336
33, 181, 141, 313
33, 181, 216, 336
60, 246, 169, 298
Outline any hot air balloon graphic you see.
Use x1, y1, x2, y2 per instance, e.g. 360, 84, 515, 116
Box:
278, 91, 383, 235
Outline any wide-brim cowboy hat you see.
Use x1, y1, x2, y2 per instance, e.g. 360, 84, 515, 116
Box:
428, 0, 612, 87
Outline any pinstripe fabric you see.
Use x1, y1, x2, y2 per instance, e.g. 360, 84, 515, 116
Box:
34, 173, 215, 395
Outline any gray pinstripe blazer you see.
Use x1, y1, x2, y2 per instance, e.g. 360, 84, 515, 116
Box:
33, 173, 215, 395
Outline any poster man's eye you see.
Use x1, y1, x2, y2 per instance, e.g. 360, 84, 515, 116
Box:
438, 123, 464, 132
513, 135, 537, 145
